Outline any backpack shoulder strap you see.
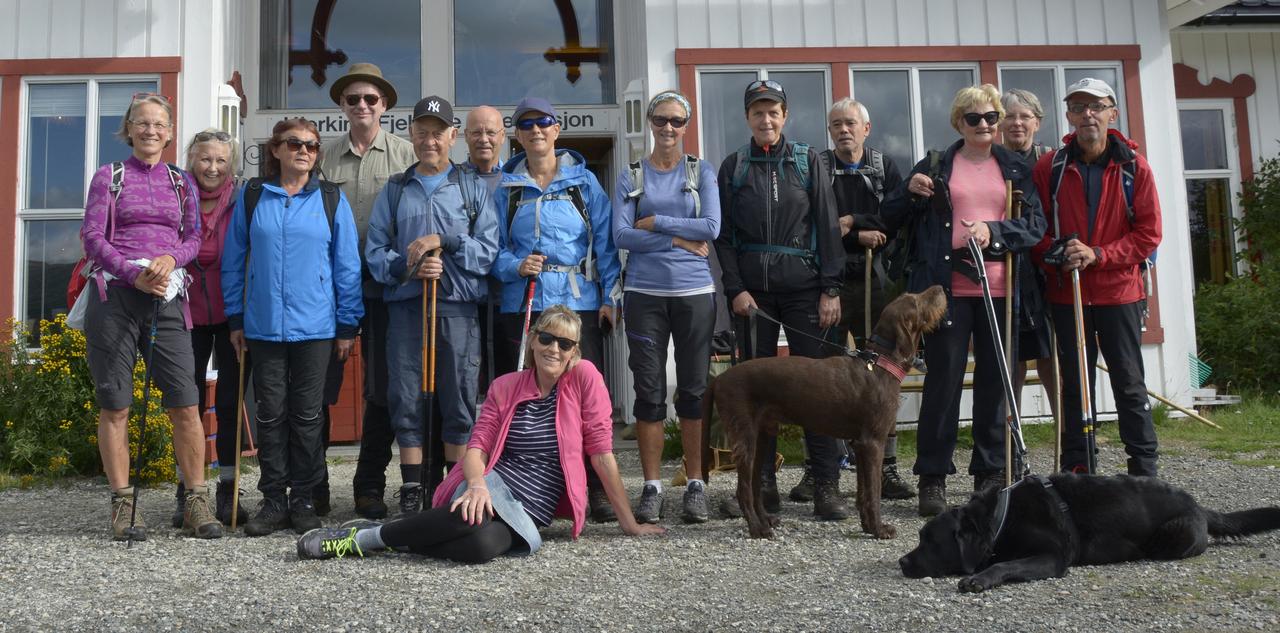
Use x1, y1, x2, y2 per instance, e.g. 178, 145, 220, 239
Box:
730, 144, 752, 190
567, 185, 589, 231
624, 160, 644, 201
505, 186, 523, 233
683, 155, 701, 218
384, 169, 412, 241
867, 148, 886, 201
164, 163, 188, 237
1121, 160, 1137, 225
243, 177, 266, 231
319, 180, 340, 235
790, 141, 811, 191
453, 166, 481, 231
106, 161, 125, 240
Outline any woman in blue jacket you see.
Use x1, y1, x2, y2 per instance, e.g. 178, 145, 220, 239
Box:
492, 97, 621, 521
222, 118, 364, 536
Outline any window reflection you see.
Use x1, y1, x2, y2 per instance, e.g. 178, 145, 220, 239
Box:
920, 69, 977, 154
1179, 109, 1228, 171
26, 84, 87, 209
698, 71, 757, 165
24, 220, 83, 340
1000, 68, 1060, 147
1186, 179, 1233, 286
851, 70, 913, 171
455, 0, 615, 106
769, 71, 830, 153
98, 81, 158, 166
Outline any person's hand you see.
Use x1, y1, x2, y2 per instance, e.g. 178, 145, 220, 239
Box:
519, 253, 546, 277
416, 255, 444, 280
449, 484, 494, 525
673, 238, 709, 257
838, 215, 854, 237
908, 173, 935, 198
731, 291, 757, 317
132, 274, 166, 297
141, 255, 176, 288
857, 230, 886, 249
1062, 239, 1098, 271
335, 338, 354, 362
407, 234, 443, 268
634, 216, 656, 231
622, 521, 667, 537
818, 293, 841, 329
229, 329, 246, 357
961, 219, 991, 249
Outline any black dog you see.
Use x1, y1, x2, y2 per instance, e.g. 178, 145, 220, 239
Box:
899, 473, 1280, 592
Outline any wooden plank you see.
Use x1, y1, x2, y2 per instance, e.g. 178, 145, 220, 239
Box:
115, 0, 147, 57
863, 0, 897, 47
149, 0, 183, 57
956, 0, 988, 46
834, 0, 868, 47
897, 0, 929, 46
801, 0, 835, 48
1014, 0, 1049, 46
1044, 0, 1075, 46
739, 0, 772, 48
986, 0, 1019, 47
1203, 32, 1231, 84
15, 0, 50, 58
674, 0, 709, 49
48, 0, 82, 58
1248, 33, 1280, 162
707, 0, 741, 48
1177, 33, 1207, 77
1103, 0, 1137, 46
0, 0, 16, 58
1072, 0, 1106, 46
1226, 32, 1255, 86
81, 0, 115, 57
770, 0, 805, 46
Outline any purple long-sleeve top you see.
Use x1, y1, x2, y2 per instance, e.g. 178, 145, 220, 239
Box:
80, 156, 201, 289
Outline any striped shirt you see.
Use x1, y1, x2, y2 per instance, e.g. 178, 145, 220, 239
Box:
492, 385, 565, 527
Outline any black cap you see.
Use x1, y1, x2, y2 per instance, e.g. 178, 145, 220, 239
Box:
412, 95, 454, 125
744, 80, 786, 110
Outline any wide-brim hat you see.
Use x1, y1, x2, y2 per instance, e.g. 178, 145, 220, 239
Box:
329, 62, 398, 109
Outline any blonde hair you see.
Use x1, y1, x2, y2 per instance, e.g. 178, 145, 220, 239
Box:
184, 128, 240, 175
115, 94, 174, 147
523, 305, 583, 368
949, 84, 1004, 133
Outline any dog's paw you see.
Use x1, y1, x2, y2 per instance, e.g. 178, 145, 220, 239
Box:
873, 523, 896, 540
958, 575, 992, 593
767, 514, 781, 528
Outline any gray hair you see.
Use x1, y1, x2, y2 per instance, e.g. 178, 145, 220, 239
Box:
115, 93, 174, 147
1001, 89, 1045, 119
184, 128, 240, 175
828, 98, 870, 123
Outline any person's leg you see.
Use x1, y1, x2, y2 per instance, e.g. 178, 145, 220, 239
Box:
1095, 302, 1159, 477
914, 298, 970, 516
742, 292, 783, 485
379, 506, 515, 562
573, 309, 614, 521
353, 297, 394, 517
672, 293, 715, 523
386, 300, 428, 514
1051, 303, 1094, 472
284, 339, 332, 532
624, 292, 672, 522
436, 314, 481, 467
967, 296, 1010, 484
244, 339, 292, 536
180, 324, 214, 524
313, 348, 344, 516
85, 284, 145, 493
150, 298, 205, 493
210, 323, 250, 524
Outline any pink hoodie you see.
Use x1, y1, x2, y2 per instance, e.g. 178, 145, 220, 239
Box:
431, 360, 614, 539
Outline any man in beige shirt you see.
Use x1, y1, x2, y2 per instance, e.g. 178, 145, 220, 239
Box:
317, 63, 416, 520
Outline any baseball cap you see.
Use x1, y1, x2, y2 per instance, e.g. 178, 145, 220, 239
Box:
512, 97, 558, 122
744, 79, 787, 109
1064, 78, 1117, 103
412, 95, 454, 125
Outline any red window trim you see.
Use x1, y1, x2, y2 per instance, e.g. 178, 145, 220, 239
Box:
0, 56, 181, 322
1171, 62, 1255, 182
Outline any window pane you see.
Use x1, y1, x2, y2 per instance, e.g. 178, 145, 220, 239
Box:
851, 70, 913, 171
26, 83, 87, 209
455, 0, 615, 106
98, 81, 158, 166
263, 0, 420, 109
23, 219, 84, 340
1000, 68, 1061, 148
920, 69, 976, 156
698, 71, 757, 166
769, 71, 829, 153
1179, 109, 1229, 171
1185, 179, 1234, 286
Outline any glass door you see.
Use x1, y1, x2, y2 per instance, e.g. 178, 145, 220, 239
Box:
1178, 101, 1243, 287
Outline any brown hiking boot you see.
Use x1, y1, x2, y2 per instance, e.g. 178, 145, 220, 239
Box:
183, 489, 224, 539
917, 475, 947, 517
111, 488, 146, 542
813, 481, 850, 521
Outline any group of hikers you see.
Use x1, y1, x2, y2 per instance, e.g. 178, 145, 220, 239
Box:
76, 60, 1160, 564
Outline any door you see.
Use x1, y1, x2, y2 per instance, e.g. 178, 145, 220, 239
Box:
1178, 101, 1243, 287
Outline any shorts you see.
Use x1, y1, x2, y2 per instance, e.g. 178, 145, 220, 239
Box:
84, 281, 199, 410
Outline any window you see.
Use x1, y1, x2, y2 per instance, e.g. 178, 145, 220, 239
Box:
998, 64, 1126, 148
696, 68, 830, 166
1178, 102, 1241, 287
20, 78, 157, 337
850, 66, 977, 171
455, 0, 615, 106
258, 0, 421, 109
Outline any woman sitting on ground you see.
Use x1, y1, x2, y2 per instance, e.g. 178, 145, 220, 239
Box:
297, 306, 663, 563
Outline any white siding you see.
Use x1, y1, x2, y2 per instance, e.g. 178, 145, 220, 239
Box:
4, 0, 199, 60
1173, 29, 1280, 164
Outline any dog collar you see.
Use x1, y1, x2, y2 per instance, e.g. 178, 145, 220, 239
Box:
875, 355, 907, 382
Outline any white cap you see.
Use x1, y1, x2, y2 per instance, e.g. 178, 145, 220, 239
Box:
1064, 78, 1116, 103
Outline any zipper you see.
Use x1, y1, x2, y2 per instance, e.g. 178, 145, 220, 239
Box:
763, 152, 776, 293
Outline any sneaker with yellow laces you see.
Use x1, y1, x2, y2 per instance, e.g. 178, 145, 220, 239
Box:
296, 527, 364, 560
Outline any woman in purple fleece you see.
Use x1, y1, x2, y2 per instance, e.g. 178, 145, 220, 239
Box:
79, 93, 221, 541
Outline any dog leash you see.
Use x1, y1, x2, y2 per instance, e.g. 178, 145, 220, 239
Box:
745, 306, 909, 379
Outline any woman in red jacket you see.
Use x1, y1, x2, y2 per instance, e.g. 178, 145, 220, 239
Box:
296, 306, 662, 562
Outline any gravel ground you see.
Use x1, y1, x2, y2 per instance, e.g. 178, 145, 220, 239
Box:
1, 444, 1278, 632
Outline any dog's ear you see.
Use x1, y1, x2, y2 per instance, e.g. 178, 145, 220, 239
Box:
954, 508, 992, 574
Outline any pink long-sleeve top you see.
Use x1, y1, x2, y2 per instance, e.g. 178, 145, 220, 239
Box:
80, 156, 201, 290
432, 360, 615, 539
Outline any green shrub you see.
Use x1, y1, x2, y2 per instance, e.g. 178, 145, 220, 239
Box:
0, 315, 174, 484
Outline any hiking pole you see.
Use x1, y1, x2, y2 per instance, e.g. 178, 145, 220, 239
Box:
1051, 328, 1064, 472
1004, 184, 1017, 487
1094, 363, 1221, 429
515, 250, 543, 372
420, 248, 442, 501
1069, 268, 1098, 474
230, 346, 247, 530
128, 297, 164, 548
966, 237, 1029, 479
864, 246, 873, 342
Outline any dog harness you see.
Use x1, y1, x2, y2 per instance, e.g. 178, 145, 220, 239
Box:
990, 475, 1071, 545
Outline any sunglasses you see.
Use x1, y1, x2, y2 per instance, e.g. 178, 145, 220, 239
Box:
535, 330, 577, 351
962, 111, 1001, 127
1066, 102, 1114, 115
132, 92, 170, 102
516, 115, 558, 131
344, 94, 381, 107
746, 79, 785, 94
282, 137, 320, 153
650, 115, 688, 129
193, 130, 232, 143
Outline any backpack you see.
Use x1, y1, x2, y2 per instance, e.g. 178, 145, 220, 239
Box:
384, 163, 484, 242
241, 175, 341, 241
505, 182, 595, 281
829, 147, 887, 202
68, 161, 188, 307
624, 155, 703, 217
727, 141, 824, 262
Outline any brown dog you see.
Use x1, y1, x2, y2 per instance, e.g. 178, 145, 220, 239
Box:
702, 286, 947, 539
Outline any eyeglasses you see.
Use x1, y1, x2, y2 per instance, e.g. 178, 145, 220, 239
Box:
193, 130, 232, 143
516, 115, 557, 131
281, 137, 320, 154
650, 115, 688, 129
344, 94, 381, 107
129, 119, 171, 131
962, 111, 1001, 127
132, 92, 170, 102
535, 330, 577, 352
746, 79, 785, 95
1066, 102, 1115, 115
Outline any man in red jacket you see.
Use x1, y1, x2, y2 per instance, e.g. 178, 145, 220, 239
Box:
1032, 78, 1162, 477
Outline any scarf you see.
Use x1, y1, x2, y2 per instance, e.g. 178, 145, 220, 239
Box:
199, 177, 236, 242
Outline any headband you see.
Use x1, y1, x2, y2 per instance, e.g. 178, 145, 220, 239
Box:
646, 92, 692, 120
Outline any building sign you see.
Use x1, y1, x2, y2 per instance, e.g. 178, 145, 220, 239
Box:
245, 105, 618, 140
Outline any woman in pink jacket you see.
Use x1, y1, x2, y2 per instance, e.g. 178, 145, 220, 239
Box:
297, 306, 662, 562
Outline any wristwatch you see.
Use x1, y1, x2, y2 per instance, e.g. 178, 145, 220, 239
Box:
823, 286, 841, 298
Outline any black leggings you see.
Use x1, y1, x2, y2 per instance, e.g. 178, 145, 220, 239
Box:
380, 506, 518, 564
191, 322, 250, 469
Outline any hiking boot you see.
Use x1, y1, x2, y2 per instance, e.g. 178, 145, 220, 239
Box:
633, 484, 663, 524
290, 498, 322, 534
789, 468, 816, 502
244, 498, 291, 537
183, 490, 224, 539
296, 526, 364, 560
354, 492, 388, 520
760, 477, 781, 514
918, 475, 947, 517
813, 480, 850, 521
313, 486, 331, 517
681, 484, 709, 524
880, 462, 917, 500
394, 483, 424, 518
215, 480, 251, 527
589, 483, 616, 523
171, 482, 186, 528
974, 471, 1006, 493
111, 489, 146, 542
